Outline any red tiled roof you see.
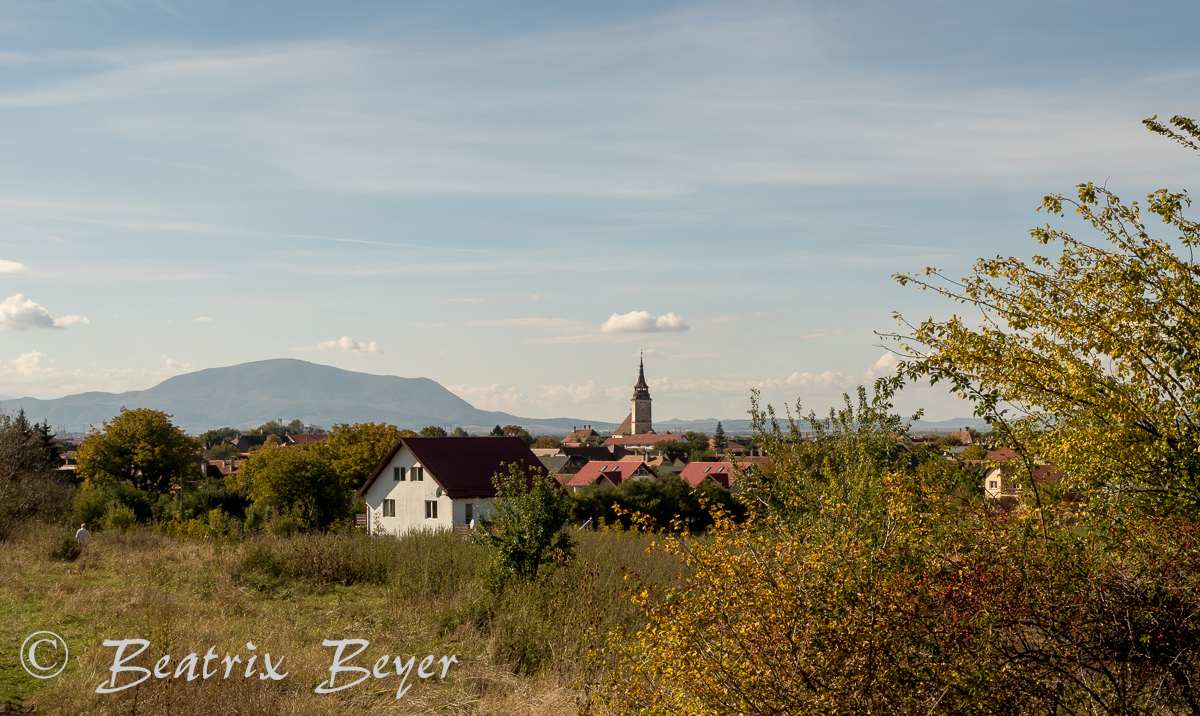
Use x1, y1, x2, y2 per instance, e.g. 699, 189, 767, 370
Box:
680, 461, 739, 489
563, 427, 601, 443
566, 460, 654, 488
357, 436, 546, 499
606, 432, 680, 446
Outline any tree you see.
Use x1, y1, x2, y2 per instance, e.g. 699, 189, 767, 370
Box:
227, 443, 346, 527
531, 437, 563, 449
501, 425, 534, 446
419, 425, 448, 437
681, 431, 710, 455
313, 422, 403, 492
884, 115, 1200, 514
712, 421, 727, 453
198, 427, 240, 447
0, 411, 69, 542
473, 464, 574, 592
76, 408, 200, 495
490, 425, 504, 437
452, 427, 469, 437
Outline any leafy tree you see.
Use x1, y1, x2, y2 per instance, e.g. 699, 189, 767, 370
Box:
76, 408, 201, 495
711, 421, 727, 453
314, 422, 402, 491
680, 431, 709, 455
502, 425, 535, 446
205, 442, 241, 461
473, 464, 574, 592
490, 424, 504, 437
0, 411, 69, 542
249, 418, 323, 437
571, 474, 744, 531
226, 443, 346, 527
885, 115, 1200, 514
531, 437, 563, 449
198, 427, 240, 447
419, 425, 448, 437
452, 427, 469, 437
959, 444, 987, 461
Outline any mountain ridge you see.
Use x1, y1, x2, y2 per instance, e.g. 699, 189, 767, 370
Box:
0, 359, 616, 435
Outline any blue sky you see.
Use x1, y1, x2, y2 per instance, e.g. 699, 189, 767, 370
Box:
0, 0, 1197, 424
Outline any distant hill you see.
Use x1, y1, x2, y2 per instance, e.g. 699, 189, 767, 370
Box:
0, 359, 614, 435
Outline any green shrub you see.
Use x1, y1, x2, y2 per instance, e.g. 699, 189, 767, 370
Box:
49, 534, 82, 562
102, 503, 137, 531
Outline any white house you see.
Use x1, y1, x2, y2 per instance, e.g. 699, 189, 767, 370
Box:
357, 436, 547, 535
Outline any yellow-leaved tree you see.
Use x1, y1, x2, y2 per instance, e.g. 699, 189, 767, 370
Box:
884, 115, 1200, 515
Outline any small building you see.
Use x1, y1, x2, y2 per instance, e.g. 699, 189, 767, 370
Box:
565, 460, 656, 492
284, 434, 327, 446
357, 436, 546, 535
680, 461, 740, 489
562, 426, 603, 446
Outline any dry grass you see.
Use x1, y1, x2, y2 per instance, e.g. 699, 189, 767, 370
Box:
1, 524, 675, 715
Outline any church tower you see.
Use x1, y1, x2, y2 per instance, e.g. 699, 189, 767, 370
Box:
631, 352, 653, 435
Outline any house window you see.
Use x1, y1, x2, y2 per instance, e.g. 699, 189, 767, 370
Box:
383, 499, 395, 517
465, 503, 473, 523
392, 467, 401, 481
425, 500, 438, 519
989, 480, 997, 489
414, 466, 424, 481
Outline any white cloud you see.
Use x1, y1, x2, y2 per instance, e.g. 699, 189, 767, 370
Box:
0, 294, 88, 330
293, 336, 382, 355
0, 258, 29, 274
602, 310, 689, 334
193, 316, 213, 323
448, 383, 526, 412
0, 351, 193, 398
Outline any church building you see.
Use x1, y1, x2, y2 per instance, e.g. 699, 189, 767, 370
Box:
612, 354, 655, 438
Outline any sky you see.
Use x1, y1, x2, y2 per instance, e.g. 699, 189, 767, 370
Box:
0, 0, 1197, 426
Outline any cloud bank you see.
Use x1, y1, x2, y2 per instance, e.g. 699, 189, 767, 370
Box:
601, 310, 689, 334
0, 294, 88, 330
293, 336, 382, 355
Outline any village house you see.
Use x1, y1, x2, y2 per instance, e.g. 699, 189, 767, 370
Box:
565, 460, 656, 492
680, 461, 739, 489
357, 436, 546, 535
976, 448, 1063, 501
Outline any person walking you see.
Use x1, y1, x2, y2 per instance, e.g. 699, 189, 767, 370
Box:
75, 523, 91, 544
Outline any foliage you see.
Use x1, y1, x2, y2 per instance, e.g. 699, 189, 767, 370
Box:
598, 387, 1200, 714
885, 116, 1200, 515
452, 426, 469, 437
490, 424, 504, 436
204, 442, 241, 461
76, 408, 200, 495
49, 534, 82, 562
312, 421, 402, 491
72, 482, 160, 528
249, 418, 323, 437
570, 474, 744, 531
501, 425, 534, 445
226, 443, 348, 528
419, 425, 448, 437
0, 410, 70, 543
531, 437, 563, 449
711, 421, 727, 452
473, 464, 574, 593
959, 443, 987, 461
197, 426, 239, 447
680, 431, 710, 455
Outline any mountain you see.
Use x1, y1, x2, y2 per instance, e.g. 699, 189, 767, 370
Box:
0, 359, 615, 435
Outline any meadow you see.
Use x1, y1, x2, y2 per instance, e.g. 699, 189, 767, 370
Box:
1, 524, 677, 715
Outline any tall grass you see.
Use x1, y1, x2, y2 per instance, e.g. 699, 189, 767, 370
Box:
2, 523, 679, 714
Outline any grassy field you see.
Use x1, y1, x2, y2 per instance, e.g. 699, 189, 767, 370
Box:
1, 524, 678, 715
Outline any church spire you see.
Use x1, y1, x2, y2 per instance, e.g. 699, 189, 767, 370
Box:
633, 350, 650, 399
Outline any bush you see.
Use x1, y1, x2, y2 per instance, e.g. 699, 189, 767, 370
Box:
101, 503, 137, 531
49, 534, 82, 561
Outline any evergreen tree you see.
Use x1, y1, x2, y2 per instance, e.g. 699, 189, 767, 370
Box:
713, 422, 728, 453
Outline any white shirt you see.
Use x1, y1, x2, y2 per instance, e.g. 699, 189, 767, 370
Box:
75, 527, 91, 544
